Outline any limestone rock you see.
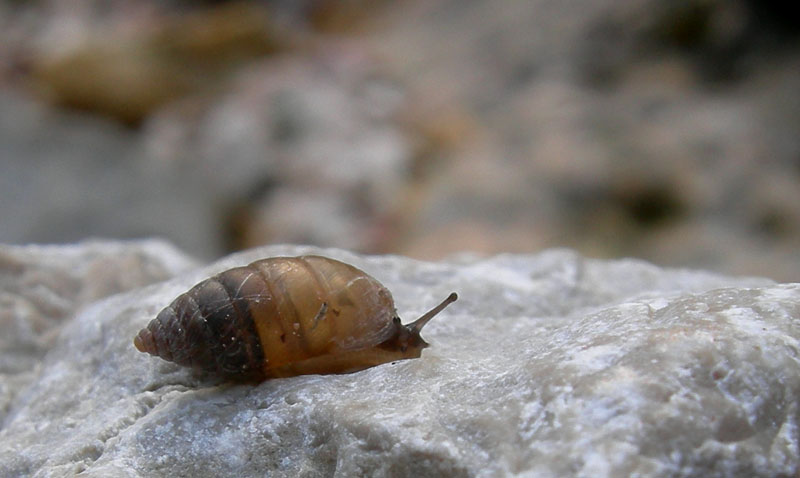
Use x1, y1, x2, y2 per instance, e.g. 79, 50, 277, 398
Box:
0, 240, 196, 421
1, 244, 798, 477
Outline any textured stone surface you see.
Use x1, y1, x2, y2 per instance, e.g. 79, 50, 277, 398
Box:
0, 240, 196, 423
1, 243, 799, 477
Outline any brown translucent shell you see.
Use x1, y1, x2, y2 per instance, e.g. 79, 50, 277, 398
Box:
133, 255, 457, 381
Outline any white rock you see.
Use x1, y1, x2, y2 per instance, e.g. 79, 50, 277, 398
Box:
1, 244, 798, 477
0, 240, 197, 425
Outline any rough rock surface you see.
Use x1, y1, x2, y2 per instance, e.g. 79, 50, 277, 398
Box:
1, 243, 798, 477
0, 240, 196, 422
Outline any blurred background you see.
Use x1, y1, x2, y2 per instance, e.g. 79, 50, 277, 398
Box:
0, 0, 798, 281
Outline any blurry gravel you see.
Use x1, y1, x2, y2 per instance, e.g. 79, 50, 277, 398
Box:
0, 0, 798, 281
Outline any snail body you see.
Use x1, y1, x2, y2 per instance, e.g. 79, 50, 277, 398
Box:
134, 255, 457, 381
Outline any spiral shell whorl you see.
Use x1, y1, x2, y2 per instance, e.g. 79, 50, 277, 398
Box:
136, 274, 266, 380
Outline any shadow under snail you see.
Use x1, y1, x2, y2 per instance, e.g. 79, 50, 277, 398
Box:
134, 255, 457, 381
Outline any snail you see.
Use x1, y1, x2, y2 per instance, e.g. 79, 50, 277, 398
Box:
133, 255, 457, 381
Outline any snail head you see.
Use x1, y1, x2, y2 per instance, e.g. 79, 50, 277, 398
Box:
381, 292, 458, 359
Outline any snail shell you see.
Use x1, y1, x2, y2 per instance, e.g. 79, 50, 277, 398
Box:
134, 255, 457, 381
